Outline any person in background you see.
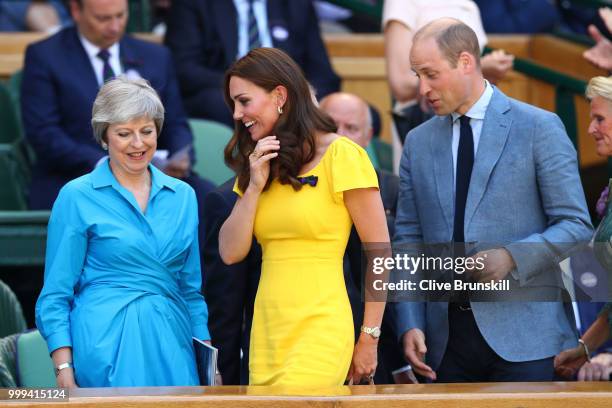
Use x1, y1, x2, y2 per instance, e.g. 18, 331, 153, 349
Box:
36, 77, 210, 388
21, 0, 213, 246
0, 0, 69, 32
164, 0, 340, 127
555, 75, 612, 382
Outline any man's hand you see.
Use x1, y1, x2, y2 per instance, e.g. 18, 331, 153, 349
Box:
577, 353, 612, 381
163, 155, 191, 179
402, 328, 436, 381
469, 248, 515, 283
481, 50, 514, 84
554, 345, 588, 379
584, 24, 612, 71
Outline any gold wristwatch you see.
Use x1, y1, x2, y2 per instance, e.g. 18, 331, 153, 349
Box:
360, 325, 381, 339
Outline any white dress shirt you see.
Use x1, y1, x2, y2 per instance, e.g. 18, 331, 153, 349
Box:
79, 35, 122, 86
450, 80, 494, 185
233, 0, 273, 59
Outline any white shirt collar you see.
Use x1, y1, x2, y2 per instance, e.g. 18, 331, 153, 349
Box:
78, 33, 120, 62
451, 80, 493, 123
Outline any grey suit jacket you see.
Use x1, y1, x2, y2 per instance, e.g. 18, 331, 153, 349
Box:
392, 88, 593, 369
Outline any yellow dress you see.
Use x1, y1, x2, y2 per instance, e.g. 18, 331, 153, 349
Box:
234, 137, 378, 386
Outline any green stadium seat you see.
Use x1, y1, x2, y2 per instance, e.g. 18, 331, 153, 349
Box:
0, 280, 26, 338
189, 119, 235, 186
0, 81, 23, 144
16, 330, 55, 387
369, 139, 393, 172
0, 141, 31, 210
7, 70, 22, 113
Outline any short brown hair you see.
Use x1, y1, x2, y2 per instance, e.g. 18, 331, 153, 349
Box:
223, 48, 336, 192
414, 19, 481, 68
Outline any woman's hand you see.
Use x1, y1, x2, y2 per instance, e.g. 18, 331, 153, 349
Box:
347, 333, 378, 385
56, 367, 78, 389
247, 136, 280, 193
554, 346, 588, 379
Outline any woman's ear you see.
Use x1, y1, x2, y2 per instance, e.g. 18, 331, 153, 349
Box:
275, 85, 288, 108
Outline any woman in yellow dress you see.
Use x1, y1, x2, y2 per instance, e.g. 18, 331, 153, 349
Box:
218, 48, 390, 387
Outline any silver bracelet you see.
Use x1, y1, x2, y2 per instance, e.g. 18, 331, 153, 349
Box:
578, 339, 592, 362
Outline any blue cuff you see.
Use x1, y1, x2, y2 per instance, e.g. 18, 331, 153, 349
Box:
44, 331, 72, 355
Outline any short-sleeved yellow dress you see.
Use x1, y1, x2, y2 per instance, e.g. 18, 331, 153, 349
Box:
234, 136, 378, 386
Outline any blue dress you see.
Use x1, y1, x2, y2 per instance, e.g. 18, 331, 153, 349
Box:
35, 160, 210, 387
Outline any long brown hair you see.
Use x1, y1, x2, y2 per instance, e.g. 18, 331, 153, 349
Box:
223, 48, 337, 192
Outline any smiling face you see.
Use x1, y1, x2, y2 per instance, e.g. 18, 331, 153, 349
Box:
229, 76, 285, 141
106, 116, 157, 177
410, 36, 472, 116
589, 95, 612, 157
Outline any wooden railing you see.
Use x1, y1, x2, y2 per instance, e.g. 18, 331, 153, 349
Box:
3, 382, 612, 408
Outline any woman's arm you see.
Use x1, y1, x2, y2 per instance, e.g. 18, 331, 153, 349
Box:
344, 187, 390, 383
51, 347, 76, 388
219, 136, 279, 264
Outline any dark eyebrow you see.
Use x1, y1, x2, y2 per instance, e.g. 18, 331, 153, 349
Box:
232, 93, 246, 100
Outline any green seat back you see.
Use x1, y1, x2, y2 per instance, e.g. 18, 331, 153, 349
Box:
365, 142, 381, 169
7, 70, 22, 113
371, 138, 393, 172
0, 142, 30, 210
0, 81, 22, 144
189, 119, 235, 186
16, 330, 55, 387
0, 280, 26, 338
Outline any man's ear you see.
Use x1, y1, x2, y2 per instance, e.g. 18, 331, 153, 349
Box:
458, 51, 476, 73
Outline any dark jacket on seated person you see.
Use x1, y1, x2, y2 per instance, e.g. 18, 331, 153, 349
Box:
21, 26, 196, 210
164, 0, 340, 126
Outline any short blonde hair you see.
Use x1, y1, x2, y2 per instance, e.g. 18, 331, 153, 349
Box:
586, 76, 612, 102
91, 76, 165, 145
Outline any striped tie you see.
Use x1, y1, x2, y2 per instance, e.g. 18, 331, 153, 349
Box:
247, 0, 261, 50
97, 49, 116, 83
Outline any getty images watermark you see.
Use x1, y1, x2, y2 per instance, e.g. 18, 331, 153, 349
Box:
359, 242, 609, 302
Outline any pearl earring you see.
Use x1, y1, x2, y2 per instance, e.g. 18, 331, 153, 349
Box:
102, 143, 108, 151
277, 105, 283, 114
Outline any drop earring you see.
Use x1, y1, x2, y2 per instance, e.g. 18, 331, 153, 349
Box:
102, 142, 108, 151
277, 105, 283, 115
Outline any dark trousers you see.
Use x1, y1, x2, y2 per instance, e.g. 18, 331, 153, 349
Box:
436, 304, 554, 382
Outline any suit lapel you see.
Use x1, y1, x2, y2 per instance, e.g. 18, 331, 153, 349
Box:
431, 116, 455, 237
212, 0, 238, 63
66, 27, 99, 96
464, 89, 512, 230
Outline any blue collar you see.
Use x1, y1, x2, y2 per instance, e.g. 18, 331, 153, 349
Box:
91, 158, 178, 195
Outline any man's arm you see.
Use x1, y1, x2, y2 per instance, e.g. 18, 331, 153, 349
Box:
505, 113, 593, 286
164, 0, 225, 95
21, 45, 104, 173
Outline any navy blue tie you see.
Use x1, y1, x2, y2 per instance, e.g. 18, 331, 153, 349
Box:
247, 0, 261, 50
453, 115, 474, 244
97, 49, 115, 83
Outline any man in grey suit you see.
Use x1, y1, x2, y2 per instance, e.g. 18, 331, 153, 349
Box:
392, 18, 593, 382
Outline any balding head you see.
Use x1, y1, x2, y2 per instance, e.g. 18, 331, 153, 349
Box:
320, 92, 373, 148
413, 18, 481, 69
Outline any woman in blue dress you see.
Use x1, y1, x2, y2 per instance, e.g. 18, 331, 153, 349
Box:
35, 77, 210, 388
